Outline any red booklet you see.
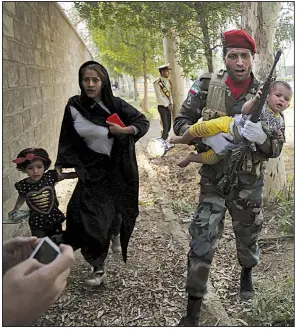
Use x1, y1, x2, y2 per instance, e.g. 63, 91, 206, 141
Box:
107, 113, 126, 127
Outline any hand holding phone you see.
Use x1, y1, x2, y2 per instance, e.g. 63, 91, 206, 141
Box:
3, 243, 74, 327
107, 113, 126, 127
3, 236, 39, 274
30, 237, 61, 264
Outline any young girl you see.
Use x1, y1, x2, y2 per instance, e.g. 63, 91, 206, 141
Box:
9, 148, 77, 242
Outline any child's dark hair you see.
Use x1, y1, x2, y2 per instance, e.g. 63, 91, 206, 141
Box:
14, 148, 51, 171
270, 80, 293, 95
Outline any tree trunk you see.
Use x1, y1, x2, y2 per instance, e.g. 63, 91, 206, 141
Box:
142, 51, 149, 112
195, 3, 214, 73
243, 2, 281, 79
122, 74, 130, 97
263, 151, 287, 202
163, 31, 185, 119
119, 75, 126, 97
127, 75, 134, 98
205, 48, 214, 73
133, 75, 138, 101
242, 2, 286, 201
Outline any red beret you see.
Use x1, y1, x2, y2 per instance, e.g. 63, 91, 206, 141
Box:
223, 29, 257, 54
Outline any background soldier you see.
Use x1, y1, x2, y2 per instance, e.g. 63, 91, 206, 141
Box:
173, 29, 285, 326
153, 64, 174, 146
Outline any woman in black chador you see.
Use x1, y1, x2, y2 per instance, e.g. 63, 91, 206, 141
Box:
55, 61, 150, 286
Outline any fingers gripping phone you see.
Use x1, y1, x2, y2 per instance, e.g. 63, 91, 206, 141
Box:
30, 237, 61, 264
107, 113, 126, 127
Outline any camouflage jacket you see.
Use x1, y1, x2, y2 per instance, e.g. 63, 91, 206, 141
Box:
173, 70, 284, 187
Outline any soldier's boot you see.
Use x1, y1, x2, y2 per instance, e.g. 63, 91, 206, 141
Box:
240, 267, 254, 300
178, 296, 202, 326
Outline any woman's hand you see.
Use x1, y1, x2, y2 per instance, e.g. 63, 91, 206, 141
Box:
106, 121, 126, 135
55, 166, 63, 180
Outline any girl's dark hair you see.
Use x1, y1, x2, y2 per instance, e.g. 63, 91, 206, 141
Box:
15, 148, 51, 171
81, 64, 106, 82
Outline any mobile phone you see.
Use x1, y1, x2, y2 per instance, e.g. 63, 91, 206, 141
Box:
107, 113, 126, 127
30, 236, 61, 264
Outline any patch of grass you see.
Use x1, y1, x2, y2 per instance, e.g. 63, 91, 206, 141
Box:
138, 199, 157, 206
282, 145, 294, 182
119, 92, 159, 120
145, 107, 159, 120
139, 92, 159, 120
250, 275, 294, 326
274, 179, 294, 235
171, 200, 195, 215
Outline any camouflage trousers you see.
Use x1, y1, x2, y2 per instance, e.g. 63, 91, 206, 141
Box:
186, 177, 264, 298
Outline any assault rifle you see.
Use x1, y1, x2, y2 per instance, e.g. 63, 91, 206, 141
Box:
217, 50, 282, 196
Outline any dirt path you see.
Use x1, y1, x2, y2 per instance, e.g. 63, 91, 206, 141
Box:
35, 118, 233, 326
144, 120, 294, 326
36, 160, 218, 326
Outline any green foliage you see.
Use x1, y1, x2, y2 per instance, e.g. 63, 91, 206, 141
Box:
74, 2, 242, 77
141, 1, 242, 75
174, 2, 241, 74
145, 107, 159, 121
74, 2, 164, 79
275, 179, 294, 235
73, 2, 293, 78
274, 2, 294, 51
117, 91, 159, 120
251, 276, 294, 326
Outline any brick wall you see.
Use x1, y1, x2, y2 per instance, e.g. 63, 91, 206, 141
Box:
3, 2, 92, 239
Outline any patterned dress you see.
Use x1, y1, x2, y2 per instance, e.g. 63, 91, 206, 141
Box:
15, 170, 65, 237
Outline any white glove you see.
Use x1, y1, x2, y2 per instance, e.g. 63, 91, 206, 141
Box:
202, 133, 237, 155
242, 121, 267, 145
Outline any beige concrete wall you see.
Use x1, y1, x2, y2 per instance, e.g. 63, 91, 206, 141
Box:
3, 2, 92, 239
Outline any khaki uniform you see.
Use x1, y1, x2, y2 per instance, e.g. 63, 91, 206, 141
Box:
153, 77, 173, 140
174, 70, 284, 297
153, 77, 173, 107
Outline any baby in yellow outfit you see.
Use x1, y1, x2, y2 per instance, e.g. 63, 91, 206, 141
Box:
170, 81, 292, 167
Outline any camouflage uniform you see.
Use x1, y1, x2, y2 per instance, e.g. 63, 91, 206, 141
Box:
174, 70, 284, 298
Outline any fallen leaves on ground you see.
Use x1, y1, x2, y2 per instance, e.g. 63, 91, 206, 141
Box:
35, 144, 294, 326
